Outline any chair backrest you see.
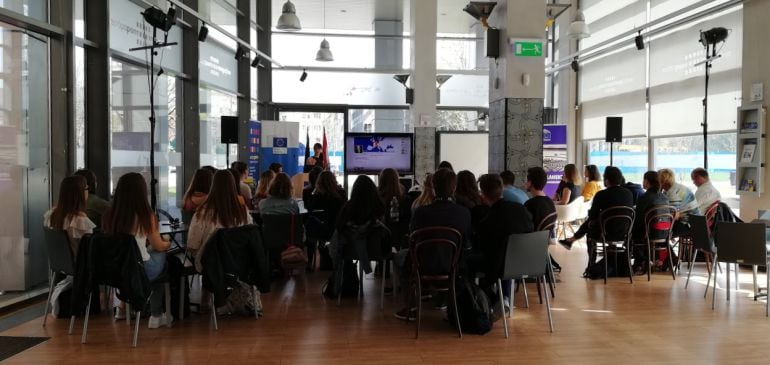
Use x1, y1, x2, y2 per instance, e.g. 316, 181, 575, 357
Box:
644, 205, 676, 243
556, 198, 583, 223
537, 211, 558, 232
339, 221, 392, 261
409, 227, 462, 278
291, 173, 308, 198
501, 231, 551, 280
261, 214, 303, 251
714, 222, 767, 266
689, 215, 716, 253
704, 200, 721, 234
43, 228, 75, 275
599, 206, 635, 243
581, 199, 592, 217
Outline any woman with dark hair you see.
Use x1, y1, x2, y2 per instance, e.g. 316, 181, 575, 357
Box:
632, 170, 670, 273
554, 163, 582, 205
44, 175, 96, 254
411, 173, 434, 213
258, 172, 299, 215
454, 170, 483, 210
74, 169, 110, 226
378, 168, 410, 226
582, 165, 602, 201
182, 168, 214, 213
253, 170, 275, 209
307, 171, 346, 220
336, 175, 385, 232
437, 160, 454, 172
102, 172, 171, 328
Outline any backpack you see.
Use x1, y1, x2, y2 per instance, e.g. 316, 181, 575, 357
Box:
322, 260, 360, 298
586, 254, 631, 280
448, 277, 492, 335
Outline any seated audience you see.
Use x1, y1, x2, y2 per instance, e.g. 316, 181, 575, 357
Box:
303, 166, 324, 203
182, 168, 214, 214
73, 169, 110, 226
500, 170, 529, 205
658, 168, 699, 237
379, 168, 411, 249
472, 174, 533, 304
524, 167, 560, 272
582, 165, 602, 201
454, 170, 483, 210
691, 167, 721, 214
258, 172, 299, 215
553, 163, 582, 205
437, 160, 454, 172
102, 173, 171, 328
44, 175, 96, 254
229, 168, 250, 208
558, 167, 634, 274
411, 173, 434, 214
631, 170, 669, 273
306, 171, 346, 235
395, 168, 471, 321
201, 165, 218, 175
187, 169, 252, 271
231, 161, 254, 209
253, 170, 276, 209
621, 178, 645, 204
335, 175, 385, 232
268, 162, 283, 174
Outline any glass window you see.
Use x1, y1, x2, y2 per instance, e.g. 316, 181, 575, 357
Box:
200, 0, 238, 43
582, 0, 647, 49
280, 111, 345, 183
0, 0, 47, 21
348, 109, 410, 133
273, 70, 407, 105
437, 74, 489, 108
436, 110, 488, 131
0, 23, 51, 291
652, 133, 737, 208
75, 46, 85, 169
586, 138, 649, 184
272, 34, 376, 68
436, 38, 483, 70
74, 0, 84, 38
199, 87, 237, 169
110, 60, 183, 213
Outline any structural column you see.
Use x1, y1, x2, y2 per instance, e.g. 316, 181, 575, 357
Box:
84, 0, 111, 199
487, 0, 546, 187
49, 0, 74, 199
410, 0, 437, 180
236, 0, 251, 164
182, 0, 201, 191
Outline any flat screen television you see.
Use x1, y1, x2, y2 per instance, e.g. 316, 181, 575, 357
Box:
345, 133, 414, 174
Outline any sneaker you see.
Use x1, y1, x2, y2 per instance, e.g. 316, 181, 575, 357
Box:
558, 239, 574, 251
148, 313, 173, 329
114, 307, 126, 320
393, 307, 417, 322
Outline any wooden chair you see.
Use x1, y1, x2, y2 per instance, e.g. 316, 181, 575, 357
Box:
643, 205, 677, 281
596, 206, 635, 284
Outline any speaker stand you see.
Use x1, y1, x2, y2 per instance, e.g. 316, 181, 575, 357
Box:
609, 142, 614, 167
225, 143, 230, 167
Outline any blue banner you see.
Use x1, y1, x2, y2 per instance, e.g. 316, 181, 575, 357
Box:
247, 120, 261, 182
543, 125, 567, 198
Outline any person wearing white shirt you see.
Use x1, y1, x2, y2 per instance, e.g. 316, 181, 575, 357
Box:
691, 168, 721, 214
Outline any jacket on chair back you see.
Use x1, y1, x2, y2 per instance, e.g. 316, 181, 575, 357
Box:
201, 225, 270, 303
71, 233, 150, 315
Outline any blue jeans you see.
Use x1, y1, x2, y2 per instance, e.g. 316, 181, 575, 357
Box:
144, 250, 167, 316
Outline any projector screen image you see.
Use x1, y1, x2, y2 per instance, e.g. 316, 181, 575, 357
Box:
345, 133, 413, 173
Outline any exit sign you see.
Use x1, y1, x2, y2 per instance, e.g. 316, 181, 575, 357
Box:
511, 39, 543, 57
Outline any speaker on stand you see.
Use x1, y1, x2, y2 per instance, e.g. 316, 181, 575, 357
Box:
221, 116, 239, 167
605, 117, 623, 166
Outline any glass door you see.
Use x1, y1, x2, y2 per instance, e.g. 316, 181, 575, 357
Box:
0, 22, 51, 292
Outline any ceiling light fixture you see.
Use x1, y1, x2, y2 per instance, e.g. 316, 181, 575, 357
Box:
300, 68, 307, 82
235, 45, 247, 60
570, 57, 579, 72
436, 75, 453, 103
462, 1, 497, 29
568, 9, 590, 39
276, 0, 301, 31
315, 0, 333, 62
198, 23, 208, 42
393, 74, 413, 104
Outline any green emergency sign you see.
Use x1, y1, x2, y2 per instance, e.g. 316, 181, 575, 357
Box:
513, 41, 543, 57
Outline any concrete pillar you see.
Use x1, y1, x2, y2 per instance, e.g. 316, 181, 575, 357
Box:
738, 0, 770, 220
410, 0, 437, 180
487, 0, 546, 188
374, 19, 405, 132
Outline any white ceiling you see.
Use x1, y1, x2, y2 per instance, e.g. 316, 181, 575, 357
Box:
269, 0, 482, 34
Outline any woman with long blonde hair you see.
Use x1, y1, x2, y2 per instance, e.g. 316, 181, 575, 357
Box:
553, 163, 582, 205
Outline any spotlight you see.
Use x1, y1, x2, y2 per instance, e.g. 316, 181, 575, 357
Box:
462, 2, 497, 29
165, 6, 176, 31
235, 45, 247, 60
300, 68, 307, 82
634, 31, 644, 50
251, 56, 260, 68
393, 74, 409, 87
142, 7, 169, 30
570, 58, 579, 72
699, 27, 728, 48
198, 23, 209, 42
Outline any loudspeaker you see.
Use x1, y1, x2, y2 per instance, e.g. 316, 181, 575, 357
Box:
221, 116, 239, 144
605, 117, 623, 143
486, 28, 500, 58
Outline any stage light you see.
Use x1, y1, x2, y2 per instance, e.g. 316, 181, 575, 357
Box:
635, 31, 644, 50
198, 23, 209, 42
300, 69, 307, 82
700, 27, 728, 48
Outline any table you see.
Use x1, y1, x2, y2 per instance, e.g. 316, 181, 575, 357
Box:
159, 222, 188, 254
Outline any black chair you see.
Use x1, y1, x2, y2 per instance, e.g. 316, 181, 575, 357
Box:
42, 228, 76, 327
537, 212, 558, 299
596, 206, 635, 284
497, 231, 554, 338
336, 222, 392, 308
409, 227, 463, 339
261, 214, 304, 270
642, 205, 677, 281
685, 215, 717, 296
711, 222, 769, 316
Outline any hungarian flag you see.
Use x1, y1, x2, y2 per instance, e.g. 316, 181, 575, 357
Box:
322, 127, 329, 170
304, 127, 310, 164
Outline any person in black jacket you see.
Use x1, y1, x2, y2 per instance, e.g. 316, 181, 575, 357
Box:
472, 173, 533, 303
559, 166, 634, 272
302, 166, 324, 204
622, 179, 646, 205
631, 170, 669, 273
305, 171, 347, 269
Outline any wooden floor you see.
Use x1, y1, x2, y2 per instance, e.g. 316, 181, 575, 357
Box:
3, 243, 770, 364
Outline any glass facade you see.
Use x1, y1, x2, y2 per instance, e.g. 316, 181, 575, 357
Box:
199, 87, 238, 169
